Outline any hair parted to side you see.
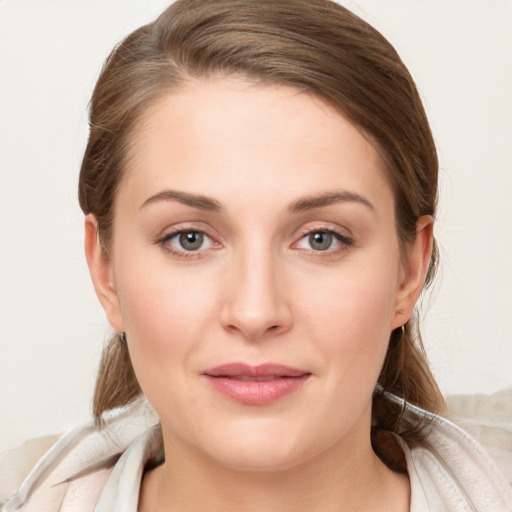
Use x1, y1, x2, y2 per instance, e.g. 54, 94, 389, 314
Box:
79, 0, 444, 441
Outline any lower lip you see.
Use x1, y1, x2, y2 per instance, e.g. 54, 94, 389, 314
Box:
204, 375, 310, 405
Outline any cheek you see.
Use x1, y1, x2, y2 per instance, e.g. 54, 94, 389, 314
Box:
300, 261, 398, 336
112, 252, 221, 378
297, 258, 399, 376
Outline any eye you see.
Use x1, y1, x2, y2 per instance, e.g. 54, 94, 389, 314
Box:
161, 230, 216, 254
307, 231, 334, 251
177, 231, 206, 251
295, 229, 353, 252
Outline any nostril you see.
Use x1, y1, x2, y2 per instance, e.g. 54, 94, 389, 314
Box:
224, 322, 282, 340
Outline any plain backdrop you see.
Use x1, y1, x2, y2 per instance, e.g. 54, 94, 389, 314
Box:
1, 0, 511, 453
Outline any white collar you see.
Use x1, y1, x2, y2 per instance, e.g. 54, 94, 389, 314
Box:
4, 398, 511, 511
94, 425, 162, 512
93, 404, 512, 512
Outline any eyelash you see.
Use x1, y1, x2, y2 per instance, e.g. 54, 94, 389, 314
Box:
157, 228, 219, 258
293, 227, 354, 255
157, 226, 354, 259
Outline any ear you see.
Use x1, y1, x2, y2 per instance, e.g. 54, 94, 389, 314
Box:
390, 215, 434, 330
84, 215, 125, 333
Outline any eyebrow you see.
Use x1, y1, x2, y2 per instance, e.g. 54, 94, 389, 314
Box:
288, 191, 375, 213
141, 190, 222, 212
141, 189, 374, 214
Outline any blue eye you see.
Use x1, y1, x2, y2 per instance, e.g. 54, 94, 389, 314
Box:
296, 230, 352, 252
308, 231, 334, 251
163, 230, 214, 253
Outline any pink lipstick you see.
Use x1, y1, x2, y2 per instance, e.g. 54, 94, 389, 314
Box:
203, 363, 311, 405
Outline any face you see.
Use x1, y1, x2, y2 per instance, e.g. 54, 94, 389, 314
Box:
87, 78, 430, 472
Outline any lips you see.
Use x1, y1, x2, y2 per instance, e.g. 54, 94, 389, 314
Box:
203, 363, 311, 405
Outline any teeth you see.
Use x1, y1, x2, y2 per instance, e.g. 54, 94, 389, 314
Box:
229, 375, 278, 381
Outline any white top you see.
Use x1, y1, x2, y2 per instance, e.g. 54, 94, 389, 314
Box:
3, 397, 512, 511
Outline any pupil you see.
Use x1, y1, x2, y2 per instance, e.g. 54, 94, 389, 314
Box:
309, 232, 332, 250
179, 232, 203, 251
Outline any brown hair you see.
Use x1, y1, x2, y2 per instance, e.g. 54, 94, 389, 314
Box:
79, 0, 443, 441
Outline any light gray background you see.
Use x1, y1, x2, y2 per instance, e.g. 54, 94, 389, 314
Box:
1, 0, 511, 452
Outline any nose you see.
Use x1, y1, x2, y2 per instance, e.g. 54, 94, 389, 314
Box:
220, 244, 293, 341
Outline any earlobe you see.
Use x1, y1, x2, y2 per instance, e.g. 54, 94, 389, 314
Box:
391, 215, 434, 330
84, 215, 125, 333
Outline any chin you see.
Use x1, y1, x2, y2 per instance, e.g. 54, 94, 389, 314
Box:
211, 442, 310, 473
194, 419, 329, 473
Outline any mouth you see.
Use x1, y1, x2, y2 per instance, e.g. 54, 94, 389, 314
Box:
203, 363, 311, 405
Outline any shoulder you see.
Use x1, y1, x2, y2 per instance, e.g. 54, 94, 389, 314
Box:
402, 394, 512, 512
1, 398, 158, 512
444, 387, 512, 483
0, 434, 61, 506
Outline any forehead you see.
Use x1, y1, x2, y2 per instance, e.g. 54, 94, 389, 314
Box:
120, 78, 393, 214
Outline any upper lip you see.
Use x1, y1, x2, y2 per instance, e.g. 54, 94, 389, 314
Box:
204, 362, 309, 378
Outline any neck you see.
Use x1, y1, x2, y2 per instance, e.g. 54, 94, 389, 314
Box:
139, 421, 410, 512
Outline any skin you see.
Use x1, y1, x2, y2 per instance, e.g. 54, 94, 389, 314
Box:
85, 78, 433, 511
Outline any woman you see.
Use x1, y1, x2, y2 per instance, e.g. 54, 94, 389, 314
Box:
3, 0, 511, 510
